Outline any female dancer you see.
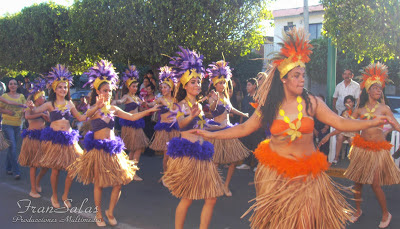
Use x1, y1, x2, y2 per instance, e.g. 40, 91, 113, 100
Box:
68, 60, 159, 226
18, 79, 49, 198
341, 63, 400, 228
193, 28, 387, 229
27, 65, 86, 209
148, 66, 180, 174
112, 65, 148, 181
206, 60, 250, 196
1, 79, 27, 179
162, 47, 224, 229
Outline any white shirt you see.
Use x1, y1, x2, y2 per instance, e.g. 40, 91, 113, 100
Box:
333, 79, 360, 114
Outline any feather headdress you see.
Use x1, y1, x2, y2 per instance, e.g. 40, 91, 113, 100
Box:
255, 28, 312, 107
207, 60, 232, 86
158, 66, 176, 89
122, 65, 140, 88
358, 62, 392, 91
169, 46, 205, 86
29, 77, 47, 101
47, 64, 73, 91
83, 60, 119, 90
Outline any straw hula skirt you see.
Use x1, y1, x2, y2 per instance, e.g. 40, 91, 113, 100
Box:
162, 137, 224, 200
38, 127, 83, 170
119, 118, 149, 151
18, 129, 42, 167
246, 139, 353, 229
209, 124, 251, 164
67, 132, 138, 188
149, 122, 180, 151
345, 134, 400, 185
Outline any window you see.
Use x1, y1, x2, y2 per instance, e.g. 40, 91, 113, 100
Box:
284, 23, 296, 32
309, 23, 322, 40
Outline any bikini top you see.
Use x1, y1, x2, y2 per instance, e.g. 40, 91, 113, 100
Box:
91, 118, 115, 132
180, 115, 205, 131
125, 102, 139, 112
211, 104, 232, 117
160, 105, 170, 114
50, 106, 72, 122
270, 116, 314, 135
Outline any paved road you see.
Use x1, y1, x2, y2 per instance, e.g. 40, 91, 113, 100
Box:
1, 151, 399, 229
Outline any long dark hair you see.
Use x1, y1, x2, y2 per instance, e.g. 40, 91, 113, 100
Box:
49, 85, 71, 108
89, 81, 109, 106
260, 69, 312, 128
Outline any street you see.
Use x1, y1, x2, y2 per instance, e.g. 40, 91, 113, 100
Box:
1, 153, 399, 229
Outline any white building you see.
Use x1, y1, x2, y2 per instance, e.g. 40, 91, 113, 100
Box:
263, 4, 324, 70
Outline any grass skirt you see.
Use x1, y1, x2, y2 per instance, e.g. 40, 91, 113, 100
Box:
38, 127, 83, 170
210, 138, 251, 164
0, 130, 9, 151
162, 137, 224, 200
121, 126, 149, 152
149, 122, 180, 151
67, 132, 138, 187
246, 139, 353, 229
19, 129, 42, 167
345, 135, 400, 185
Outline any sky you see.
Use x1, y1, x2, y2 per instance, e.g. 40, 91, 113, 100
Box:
0, 0, 321, 16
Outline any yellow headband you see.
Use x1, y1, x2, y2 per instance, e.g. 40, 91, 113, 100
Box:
277, 56, 305, 78
364, 78, 383, 92
33, 91, 45, 101
162, 78, 174, 89
181, 69, 202, 86
212, 77, 226, 86
51, 79, 69, 91
125, 78, 137, 88
93, 78, 112, 90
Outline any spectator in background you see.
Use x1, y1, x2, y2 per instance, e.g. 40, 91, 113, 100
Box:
0, 81, 6, 95
237, 75, 267, 170
139, 77, 151, 99
332, 69, 360, 115
314, 94, 330, 156
1, 79, 27, 180
229, 77, 243, 124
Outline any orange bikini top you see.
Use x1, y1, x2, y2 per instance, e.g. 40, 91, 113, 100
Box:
360, 102, 380, 120
270, 116, 314, 136
270, 96, 314, 142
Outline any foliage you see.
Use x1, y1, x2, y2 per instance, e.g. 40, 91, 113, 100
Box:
322, 0, 400, 61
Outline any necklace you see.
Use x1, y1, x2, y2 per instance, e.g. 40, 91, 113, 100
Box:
278, 96, 303, 142
55, 101, 68, 112
129, 93, 140, 104
185, 97, 206, 129
363, 102, 379, 120
100, 101, 113, 118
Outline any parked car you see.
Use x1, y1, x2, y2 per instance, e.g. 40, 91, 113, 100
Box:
70, 90, 91, 101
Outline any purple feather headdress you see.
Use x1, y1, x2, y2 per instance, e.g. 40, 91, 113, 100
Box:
169, 46, 205, 86
207, 60, 232, 86
83, 60, 119, 90
29, 77, 47, 101
47, 64, 73, 91
122, 65, 140, 87
158, 66, 177, 88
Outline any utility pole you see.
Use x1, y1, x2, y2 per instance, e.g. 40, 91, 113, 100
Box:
304, 0, 310, 89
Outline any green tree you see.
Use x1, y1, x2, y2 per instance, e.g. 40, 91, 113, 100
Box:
322, 0, 400, 61
68, 0, 272, 68
0, 3, 75, 73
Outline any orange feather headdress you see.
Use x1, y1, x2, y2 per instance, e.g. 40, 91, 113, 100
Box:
254, 28, 312, 108
272, 28, 313, 78
359, 62, 391, 91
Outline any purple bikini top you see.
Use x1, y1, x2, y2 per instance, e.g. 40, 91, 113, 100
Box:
160, 105, 170, 114
91, 118, 115, 132
125, 102, 139, 112
50, 110, 72, 122
180, 115, 204, 131
211, 104, 231, 117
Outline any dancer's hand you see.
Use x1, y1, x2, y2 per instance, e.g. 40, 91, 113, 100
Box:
209, 90, 219, 100
188, 129, 214, 139
189, 103, 201, 118
27, 100, 35, 110
148, 104, 161, 113
318, 135, 329, 148
41, 113, 50, 122
373, 115, 388, 127
95, 94, 106, 108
